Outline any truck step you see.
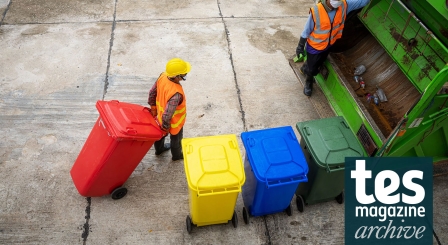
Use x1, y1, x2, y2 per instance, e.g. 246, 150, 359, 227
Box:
288, 58, 336, 119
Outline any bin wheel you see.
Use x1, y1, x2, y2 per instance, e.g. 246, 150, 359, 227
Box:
285, 203, 293, 216
243, 207, 250, 225
296, 195, 305, 213
336, 191, 344, 204
231, 211, 238, 228
186, 215, 192, 234
111, 187, 128, 200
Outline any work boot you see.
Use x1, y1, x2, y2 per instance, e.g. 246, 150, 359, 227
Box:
172, 148, 184, 161
171, 145, 183, 161
172, 154, 184, 161
299, 64, 308, 76
304, 76, 313, 96
155, 143, 171, 155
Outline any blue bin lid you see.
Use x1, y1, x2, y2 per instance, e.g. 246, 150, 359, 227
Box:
241, 126, 308, 184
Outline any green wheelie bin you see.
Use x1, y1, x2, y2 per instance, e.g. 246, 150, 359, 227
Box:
295, 116, 365, 212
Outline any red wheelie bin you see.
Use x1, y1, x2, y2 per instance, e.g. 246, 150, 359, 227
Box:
70, 100, 163, 199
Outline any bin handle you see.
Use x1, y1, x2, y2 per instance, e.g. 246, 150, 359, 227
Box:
99, 118, 106, 129
341, 120, 350, 129
288, 131, 297, 140
187, 145, 193, 154
325, 164, 345, 173
265, 175, 308, 188
303, 126, 312, 136
247, 138, 256, 147
126, 127, 137, 135
196, 186, 241, 197
229, 140, 237, 149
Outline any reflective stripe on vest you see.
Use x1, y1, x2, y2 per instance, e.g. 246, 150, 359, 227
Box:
330, 1, 346, 44
308, 0, 347, 51
155, 72, 186, 135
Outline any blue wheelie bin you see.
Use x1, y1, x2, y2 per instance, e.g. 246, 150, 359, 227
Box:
241, 126, 308, 224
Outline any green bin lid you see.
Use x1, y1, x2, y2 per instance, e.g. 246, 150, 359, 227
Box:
296, 116, 364, 169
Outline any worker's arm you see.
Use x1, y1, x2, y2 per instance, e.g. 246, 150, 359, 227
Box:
346, 0, 370, 13
148, 82, 158, 116
296, 15, 314, 56
148, 83, 157, 106
300, 15, 314, 39
161, 93, 183, 131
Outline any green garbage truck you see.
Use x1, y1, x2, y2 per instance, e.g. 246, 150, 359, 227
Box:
290, 0, 448, 174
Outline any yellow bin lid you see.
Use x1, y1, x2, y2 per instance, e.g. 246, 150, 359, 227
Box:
182, 134, 245, 194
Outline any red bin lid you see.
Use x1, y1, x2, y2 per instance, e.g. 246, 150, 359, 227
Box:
96, 100, 163, 140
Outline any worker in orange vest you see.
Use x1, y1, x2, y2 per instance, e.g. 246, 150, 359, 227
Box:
148, 58, 190, 161
296, 0, 369, 96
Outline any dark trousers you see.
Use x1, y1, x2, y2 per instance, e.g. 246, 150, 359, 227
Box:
154, 128, 183, 159
303, 49, 331, 77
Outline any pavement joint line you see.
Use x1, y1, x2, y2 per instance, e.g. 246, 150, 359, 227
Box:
1, 20, 115, 26
111, 16, 306, 21
262, 216, 272, 245
217, 0, 247, 132
433, 229, 442, 245
103, 0, 118, 100
81, 197, 92, 245
0, 16, 310, 26
0, 0, 12, 26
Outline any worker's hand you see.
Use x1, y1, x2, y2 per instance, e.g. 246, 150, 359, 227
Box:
150, 106, 157, 117
296, 37, 307, 57
161, 127, 170, 135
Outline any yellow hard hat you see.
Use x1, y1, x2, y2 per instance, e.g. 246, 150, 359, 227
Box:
166, 58, 191, 77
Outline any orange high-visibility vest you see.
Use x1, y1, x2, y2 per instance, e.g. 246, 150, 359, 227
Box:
308, 0, 347, 51
155, 72, 186, 135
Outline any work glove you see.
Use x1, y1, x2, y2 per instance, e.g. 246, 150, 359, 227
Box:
296, 37, 307, 57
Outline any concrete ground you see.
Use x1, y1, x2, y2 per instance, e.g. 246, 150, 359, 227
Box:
0, 0, 447, 244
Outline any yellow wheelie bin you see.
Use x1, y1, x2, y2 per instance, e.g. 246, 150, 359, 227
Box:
182, 134, 245, 234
